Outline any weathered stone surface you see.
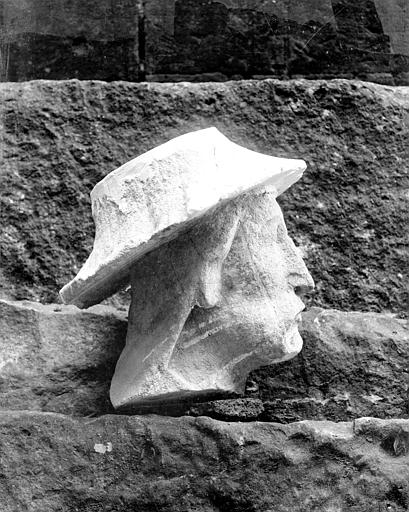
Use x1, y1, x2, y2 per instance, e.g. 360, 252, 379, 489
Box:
189, 397, 265, 421
60, 127, 312, 411
188, 307, 409, 422
1, 300, 407, 420
1, 411, 409, 511
0, 299, 126, 416
252, 307, 409, 422
1, 79, 408, 317
109, 187, 313, 410
60, 127, 306, 308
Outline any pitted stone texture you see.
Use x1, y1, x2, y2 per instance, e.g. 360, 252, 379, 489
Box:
1, 411, 409, 512
1, 80, 408, 316
188, 397, 265, 421
60, 128, 306, 308
0, 300, 407, 420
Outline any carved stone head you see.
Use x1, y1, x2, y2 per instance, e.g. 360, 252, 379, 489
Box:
60, 128, 314, 412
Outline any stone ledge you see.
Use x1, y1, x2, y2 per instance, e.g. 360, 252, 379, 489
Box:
1, 410, 409, 511
0, 299, 407, 420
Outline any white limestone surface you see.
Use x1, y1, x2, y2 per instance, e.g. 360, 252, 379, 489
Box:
109, 186, 315, 410
60, 127, 306, 308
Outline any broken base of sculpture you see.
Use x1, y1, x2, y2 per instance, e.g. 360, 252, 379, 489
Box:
60, 128, 314, 413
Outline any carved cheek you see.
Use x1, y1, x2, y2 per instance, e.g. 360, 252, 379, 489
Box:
248, 243, 290, 294
217, 250, 293, 339
235, 240, 306, 326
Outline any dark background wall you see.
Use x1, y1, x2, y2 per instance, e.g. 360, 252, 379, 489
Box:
0, 0, 142, 82
1, 0, 408, 83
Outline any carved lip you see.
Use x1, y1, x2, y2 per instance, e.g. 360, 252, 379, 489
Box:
295, 306, 305, 324
283, 308, 304, 335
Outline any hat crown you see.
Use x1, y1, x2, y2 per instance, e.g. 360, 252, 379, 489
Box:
60, 128, 306, 308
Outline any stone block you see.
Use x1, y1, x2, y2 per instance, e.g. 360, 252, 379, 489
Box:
1, 79, 408, 316
252, 307, 409, 422
0, 299, 407, 420
1, 410, 409, 511
0, 299, 126, 416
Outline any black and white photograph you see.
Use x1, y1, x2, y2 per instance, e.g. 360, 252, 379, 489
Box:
0, 1, 408, 510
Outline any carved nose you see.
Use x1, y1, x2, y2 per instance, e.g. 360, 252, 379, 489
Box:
285, 240, 315, 296
287, 269, 315, 297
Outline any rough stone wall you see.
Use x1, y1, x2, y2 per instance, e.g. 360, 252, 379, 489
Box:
1, 0, 408, 83
0, 72, 408, 510
1, 79, 408, 316
1, 300, 408, 421
3, 412, 409, 512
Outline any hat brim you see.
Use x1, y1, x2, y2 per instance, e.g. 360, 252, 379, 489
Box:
60, 128, 306, 308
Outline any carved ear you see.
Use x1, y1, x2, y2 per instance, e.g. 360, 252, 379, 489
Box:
196, 215, 240, 309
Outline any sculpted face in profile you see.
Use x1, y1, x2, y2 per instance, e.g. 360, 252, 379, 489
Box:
60, 128, 314, 412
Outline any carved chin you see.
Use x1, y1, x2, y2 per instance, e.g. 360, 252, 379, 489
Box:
277, 325, 303, 362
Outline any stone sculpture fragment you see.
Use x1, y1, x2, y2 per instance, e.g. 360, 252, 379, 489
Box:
60, 127, 314, 412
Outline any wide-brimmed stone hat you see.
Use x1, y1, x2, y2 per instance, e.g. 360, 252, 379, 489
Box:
60, 127, 306, 308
